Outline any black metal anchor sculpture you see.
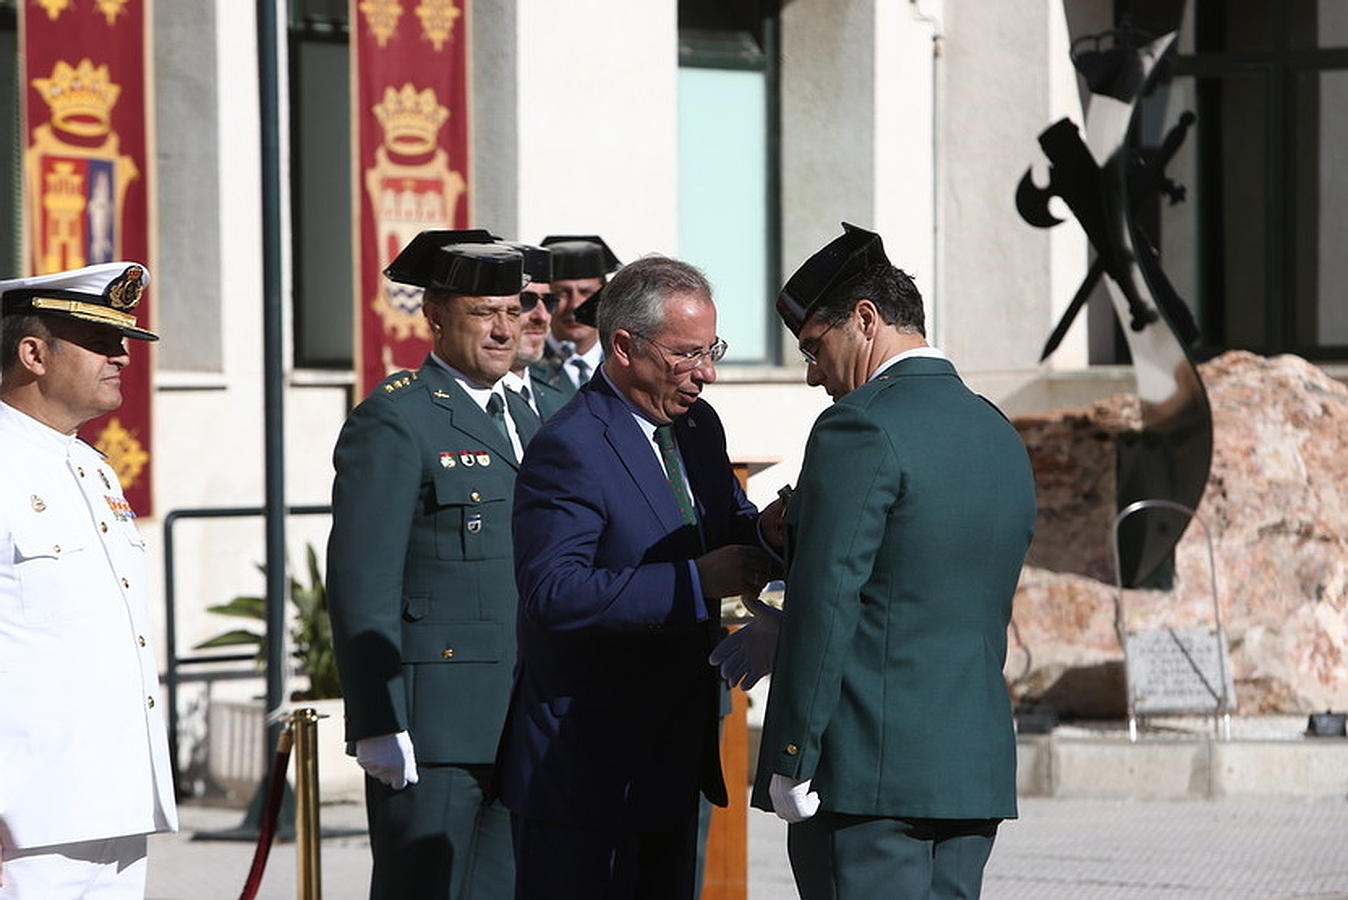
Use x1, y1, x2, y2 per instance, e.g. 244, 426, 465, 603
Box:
1016, 28, 1213, 589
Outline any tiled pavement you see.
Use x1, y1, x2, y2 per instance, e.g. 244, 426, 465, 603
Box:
147, 794, 1348, 899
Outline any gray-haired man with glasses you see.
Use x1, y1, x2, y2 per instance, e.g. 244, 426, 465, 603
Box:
497, 254, 774, 899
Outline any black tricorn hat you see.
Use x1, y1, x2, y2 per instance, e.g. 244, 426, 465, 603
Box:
572, 285, 605, 328
501, 241, 552, 284
384, 229, 495, 287
429, 243, 528, 296
540, 235, 622, 280
776, 222, 890, 336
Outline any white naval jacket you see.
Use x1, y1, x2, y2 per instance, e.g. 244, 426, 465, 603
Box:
0, 401, 177, 849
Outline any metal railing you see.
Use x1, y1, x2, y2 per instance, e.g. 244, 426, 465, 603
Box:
162, 504, 331, 796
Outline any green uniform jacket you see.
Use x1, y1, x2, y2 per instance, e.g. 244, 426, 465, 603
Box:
753, 356, 1035, 820
528, 358, 576, 420
327, 359, 540, 764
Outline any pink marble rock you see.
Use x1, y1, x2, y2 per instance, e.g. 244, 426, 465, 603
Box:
1009, 351, 1348, 716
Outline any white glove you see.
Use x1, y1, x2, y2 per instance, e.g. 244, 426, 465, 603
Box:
709, 605, 781, 691
356, 731, 419, 790
769, 773, 820, 824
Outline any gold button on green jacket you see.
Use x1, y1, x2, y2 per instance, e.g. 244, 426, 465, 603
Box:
753, 356, 1036, 820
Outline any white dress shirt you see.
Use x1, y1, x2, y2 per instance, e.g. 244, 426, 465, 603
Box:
869, 345, 950, 381
430, 354, 524, 462
502, 369, 540, 417
546, 335, 604, 389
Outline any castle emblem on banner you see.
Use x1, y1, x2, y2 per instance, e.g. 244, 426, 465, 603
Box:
24, 59, 138, 275
365, 82, 466, 341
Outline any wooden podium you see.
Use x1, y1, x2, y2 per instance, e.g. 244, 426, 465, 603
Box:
701, 457, 780, 900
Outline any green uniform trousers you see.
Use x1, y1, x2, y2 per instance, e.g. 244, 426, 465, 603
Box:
365, 764, 512, 899
787, 812, 999, 900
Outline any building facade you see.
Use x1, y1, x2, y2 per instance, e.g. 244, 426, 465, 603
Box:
0, 0, 1343, 787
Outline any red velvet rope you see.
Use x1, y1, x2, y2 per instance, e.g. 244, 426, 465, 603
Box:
238, 737, 293, 900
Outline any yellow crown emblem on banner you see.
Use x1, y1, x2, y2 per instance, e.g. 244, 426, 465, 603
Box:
373, 83, 449, 157
32, 59, 121, 138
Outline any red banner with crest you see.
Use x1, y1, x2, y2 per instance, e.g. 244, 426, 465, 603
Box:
352, 0, 472, 398
20, 0, 155, 515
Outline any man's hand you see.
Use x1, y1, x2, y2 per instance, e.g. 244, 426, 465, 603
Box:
356, 731, 419, 790
709, 610, 780, 690
758, 496, 788, 553
695, 544, 772, 599
769, 774, 821, 824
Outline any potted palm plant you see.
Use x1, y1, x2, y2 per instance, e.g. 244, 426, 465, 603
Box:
195, 542, 340, 700
196, 543, 361, 799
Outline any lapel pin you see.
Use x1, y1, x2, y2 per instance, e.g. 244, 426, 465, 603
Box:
460, 451, 475, 467
476, 451, 491, 467
440, 452, 456, 469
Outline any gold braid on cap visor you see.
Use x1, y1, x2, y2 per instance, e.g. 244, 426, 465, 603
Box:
30, 296, 139, 328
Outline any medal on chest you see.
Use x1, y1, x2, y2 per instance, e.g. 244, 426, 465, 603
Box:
105, 494, 136, 521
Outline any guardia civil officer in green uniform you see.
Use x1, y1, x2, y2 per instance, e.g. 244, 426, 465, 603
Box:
327, 233, 541, 899
532, 235, 621, 393
501, 243, 569, 420
745, 224, 1036, 900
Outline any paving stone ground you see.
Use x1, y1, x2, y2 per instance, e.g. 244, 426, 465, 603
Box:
146, 794, 1348, 899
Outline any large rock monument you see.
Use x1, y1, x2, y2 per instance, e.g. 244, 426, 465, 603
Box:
1010, 352, 1348, 716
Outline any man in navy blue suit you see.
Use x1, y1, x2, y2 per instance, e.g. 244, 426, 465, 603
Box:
497, 255, 773, 899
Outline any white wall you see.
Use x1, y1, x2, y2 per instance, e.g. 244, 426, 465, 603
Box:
514, 0, 679, 258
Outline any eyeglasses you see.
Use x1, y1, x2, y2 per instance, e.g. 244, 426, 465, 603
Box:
519, 291, 559, 314
797, 318, 841, 365
630, 330, 728, 373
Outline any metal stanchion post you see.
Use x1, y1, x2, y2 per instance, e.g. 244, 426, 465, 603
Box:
293, 708, 323, 900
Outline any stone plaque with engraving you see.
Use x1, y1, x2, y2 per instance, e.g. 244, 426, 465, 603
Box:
1125, 627, 1237, 715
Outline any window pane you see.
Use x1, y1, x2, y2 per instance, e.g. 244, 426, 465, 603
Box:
1295, 69, 1348, 347
1196, 0, 1278, 53
1205, 71, 1269, 352
677, 66, 767, 362
293, 38, 352, 366
1319, 1, 1348, 48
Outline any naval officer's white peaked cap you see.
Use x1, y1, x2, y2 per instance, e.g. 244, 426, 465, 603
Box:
0, 261, 158, 341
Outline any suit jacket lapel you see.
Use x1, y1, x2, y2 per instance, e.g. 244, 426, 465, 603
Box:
585, 379, 686, 535
420, 360, 521, 469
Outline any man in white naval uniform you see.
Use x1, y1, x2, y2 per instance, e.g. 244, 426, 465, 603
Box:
0, 263, 177, 899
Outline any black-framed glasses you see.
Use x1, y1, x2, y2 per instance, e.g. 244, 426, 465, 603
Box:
630, 330, 728, 373
798, 318, 841, 365
519, 291, 559, 314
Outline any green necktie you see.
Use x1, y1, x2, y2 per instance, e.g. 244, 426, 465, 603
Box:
486, 393, 516, 463
654, 424, 698, 526
570, 357, 591, 385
